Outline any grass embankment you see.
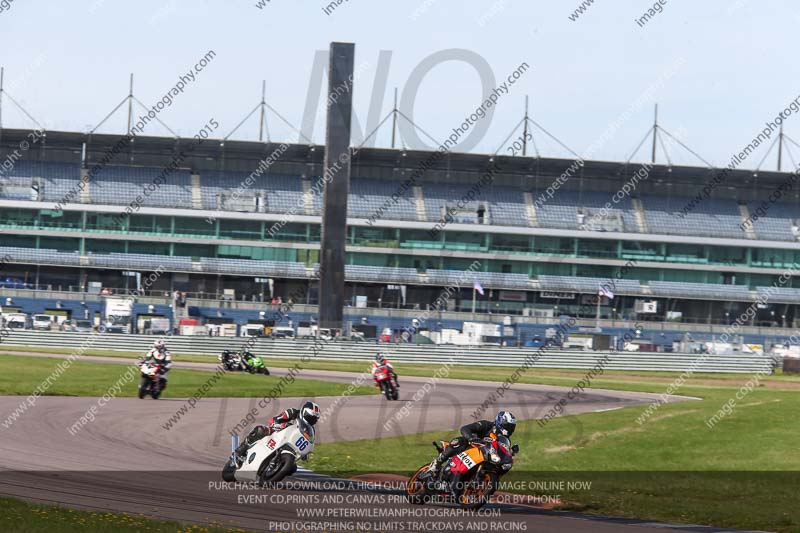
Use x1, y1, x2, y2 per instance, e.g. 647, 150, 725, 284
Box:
0, 496, 244, 533
0, 355, 376, 398
308, 377, 800, 533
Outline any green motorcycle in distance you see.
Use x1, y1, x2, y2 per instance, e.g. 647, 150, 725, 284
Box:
242, 352, 270, 375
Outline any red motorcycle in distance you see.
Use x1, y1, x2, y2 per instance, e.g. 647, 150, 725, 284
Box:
138, 360, 165, 399
374, 364, 399, 400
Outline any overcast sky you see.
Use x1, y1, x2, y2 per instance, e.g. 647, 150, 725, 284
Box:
0, 1, 796, 170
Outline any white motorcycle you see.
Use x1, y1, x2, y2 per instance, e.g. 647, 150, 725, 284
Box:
222, 420, 315, 486
138, 360, 166, 400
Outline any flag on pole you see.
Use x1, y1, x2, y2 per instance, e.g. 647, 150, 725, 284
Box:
473, 280, 485, 296
598, 285, 614, 299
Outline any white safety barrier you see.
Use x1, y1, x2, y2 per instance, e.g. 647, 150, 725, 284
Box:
0, 331, 775, 374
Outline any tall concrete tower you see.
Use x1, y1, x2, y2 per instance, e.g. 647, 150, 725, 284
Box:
318, 42, 354, 330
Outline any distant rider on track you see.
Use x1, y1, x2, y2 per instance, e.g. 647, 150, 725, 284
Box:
142, 340, 173, 390
372, 352, 399, 389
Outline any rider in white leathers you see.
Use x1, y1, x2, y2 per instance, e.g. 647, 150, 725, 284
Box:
142, 340, 173, 389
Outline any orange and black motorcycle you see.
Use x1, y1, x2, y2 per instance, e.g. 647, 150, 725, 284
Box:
406, 434, 517, 510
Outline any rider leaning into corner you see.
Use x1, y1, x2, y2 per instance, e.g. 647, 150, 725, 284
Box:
142, 340, 173, 389
372, 352, 400, 388
429, 410, 517, 477
234, 401, 321, 463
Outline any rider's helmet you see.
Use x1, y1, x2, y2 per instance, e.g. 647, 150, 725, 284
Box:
153, 340, 166, 353
300, 401, 321, 425
375, 352, 387, 364
494, 411, 517, 437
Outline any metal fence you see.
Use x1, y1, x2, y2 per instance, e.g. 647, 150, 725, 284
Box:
3, 288, 799, 338
0, 331, 774, 374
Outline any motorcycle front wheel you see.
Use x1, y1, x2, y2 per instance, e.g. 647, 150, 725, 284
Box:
221, 459, 237, 482
406, 464, 432, 505
456, 468, 497, 510
380, 381, 391, 400
151, 379, 165, 399
138, 377, 149, 399
258, 453, 296, 486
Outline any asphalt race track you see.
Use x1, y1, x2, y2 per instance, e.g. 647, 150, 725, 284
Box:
0, 352, 730, 533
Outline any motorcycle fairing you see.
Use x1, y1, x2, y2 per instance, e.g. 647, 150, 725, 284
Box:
449, 446, 484, 475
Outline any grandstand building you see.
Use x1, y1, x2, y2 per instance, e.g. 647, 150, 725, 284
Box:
1, 128, 799, 342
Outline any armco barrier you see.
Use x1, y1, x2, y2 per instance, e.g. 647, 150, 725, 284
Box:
0, 330, 774, 374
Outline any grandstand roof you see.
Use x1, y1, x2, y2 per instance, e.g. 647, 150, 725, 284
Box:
0, 127, 793, 192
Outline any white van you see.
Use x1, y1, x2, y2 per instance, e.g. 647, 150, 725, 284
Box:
271, 326, 295, 339
32, 314, 54, 331
241, 323, 266, 337
297, 323, 332, 340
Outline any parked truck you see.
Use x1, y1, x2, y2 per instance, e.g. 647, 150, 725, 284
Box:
103, 298, 133, 334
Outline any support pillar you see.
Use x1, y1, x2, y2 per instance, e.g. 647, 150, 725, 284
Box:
318, 42, 355, 330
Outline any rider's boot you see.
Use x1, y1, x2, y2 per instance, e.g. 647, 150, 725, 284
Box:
234, 425, 270, 464
234, 441, 250, 464
233, 434, 255, 464
428, 452, 446, 478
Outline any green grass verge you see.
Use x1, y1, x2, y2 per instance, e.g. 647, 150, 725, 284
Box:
0, 355, 376, 398
0, 496, 245, 532
2, 343, 797, 395
307, 384, 800, 532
